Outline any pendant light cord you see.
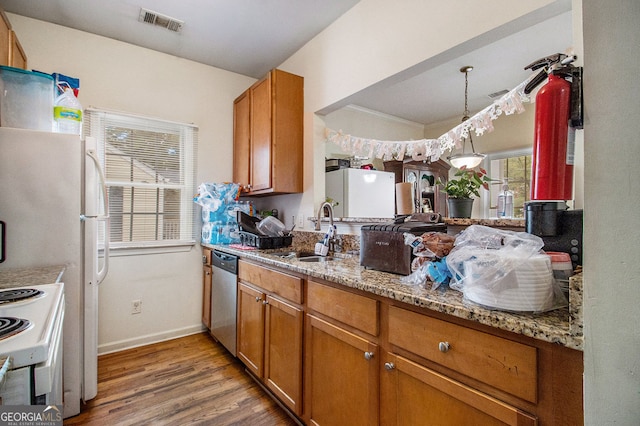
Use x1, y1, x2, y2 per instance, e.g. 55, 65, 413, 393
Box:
461, 67, 478, 154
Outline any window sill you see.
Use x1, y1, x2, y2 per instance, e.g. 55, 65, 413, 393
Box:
106, 241, 196, 257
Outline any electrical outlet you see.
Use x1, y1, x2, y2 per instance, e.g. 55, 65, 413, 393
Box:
131, 299, 142, 315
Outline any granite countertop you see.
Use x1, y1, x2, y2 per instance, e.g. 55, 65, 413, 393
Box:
0, 265, 66, 289
205, 243, 584, 351
311, 216, 526, 228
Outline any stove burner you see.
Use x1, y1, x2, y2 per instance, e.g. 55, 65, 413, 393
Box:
0, 317, 31, 340
0, 288, 44, 305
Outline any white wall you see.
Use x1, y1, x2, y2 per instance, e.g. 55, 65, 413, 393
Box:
280, 0, 565, 217
582, 0, 640, 424
8, 14, 255, 352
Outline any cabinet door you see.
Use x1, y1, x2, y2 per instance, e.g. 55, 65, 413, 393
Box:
202, 265, 212, 329
264, 294, 303, 416
9, 30, 26, 69
233, 90, 251, 192
250, 75, 272, 192
0, 11, 10, 67
306, 314, 378, 426
237, 283, 265, 377
381, 352, 537, 426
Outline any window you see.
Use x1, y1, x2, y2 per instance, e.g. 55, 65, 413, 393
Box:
484, 149, 532, 219
84, 109, 198, 249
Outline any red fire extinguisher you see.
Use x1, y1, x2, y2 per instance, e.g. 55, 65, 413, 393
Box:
525, 54, 583, 201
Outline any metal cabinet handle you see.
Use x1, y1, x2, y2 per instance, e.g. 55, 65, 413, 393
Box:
438, 341, 451, 353
364, 351, 374, 360
262, 300, 269, 305
202, 255, 207, 264
384, 362, 395, 371
255, 296, 261, 302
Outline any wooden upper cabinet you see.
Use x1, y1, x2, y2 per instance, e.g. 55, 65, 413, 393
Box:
233, 69, 303, 196
250, 75, 272, 192
0, 10, 27, 69
0, 11, 10, 67
9, 30, 26, 69
233, 91, 251, 190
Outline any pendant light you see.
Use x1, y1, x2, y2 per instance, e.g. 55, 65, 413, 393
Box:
448, 66, 486, 169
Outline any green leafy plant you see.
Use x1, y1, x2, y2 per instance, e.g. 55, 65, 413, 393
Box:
437, 167, 492, 199
325, 196, 339, 207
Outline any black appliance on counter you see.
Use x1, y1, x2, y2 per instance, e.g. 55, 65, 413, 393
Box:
360, 221, 446, 275
525, 202, 583, 268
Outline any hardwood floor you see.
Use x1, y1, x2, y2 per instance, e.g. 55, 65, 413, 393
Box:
64, 332, 297, 425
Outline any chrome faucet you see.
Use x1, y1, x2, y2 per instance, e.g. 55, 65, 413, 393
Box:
315, 201, 334, 231
315, 202, 342, 254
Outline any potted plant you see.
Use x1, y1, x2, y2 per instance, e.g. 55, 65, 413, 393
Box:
437, 167, 492, 218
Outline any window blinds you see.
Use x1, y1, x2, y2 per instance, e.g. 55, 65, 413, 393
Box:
84, 108, 198, 247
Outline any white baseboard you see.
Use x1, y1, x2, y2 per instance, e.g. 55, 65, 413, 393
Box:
98, 324, 207, 355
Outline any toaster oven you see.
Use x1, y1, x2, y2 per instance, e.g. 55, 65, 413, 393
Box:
360, 221, 447, 275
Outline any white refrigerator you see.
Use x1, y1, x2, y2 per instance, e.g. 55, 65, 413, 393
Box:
0, 127, 109, 417
325, 168, 396, 218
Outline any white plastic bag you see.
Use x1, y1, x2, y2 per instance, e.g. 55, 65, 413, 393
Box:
446, 225, 567, 312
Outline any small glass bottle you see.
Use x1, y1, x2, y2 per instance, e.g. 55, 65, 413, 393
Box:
497, 180, 514, 218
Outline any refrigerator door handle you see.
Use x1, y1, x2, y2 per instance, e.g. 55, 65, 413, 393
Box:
0, 220, 5, 263
86, 148, 110, 285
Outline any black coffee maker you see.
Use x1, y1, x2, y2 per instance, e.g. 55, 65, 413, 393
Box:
525, 201, 583, 268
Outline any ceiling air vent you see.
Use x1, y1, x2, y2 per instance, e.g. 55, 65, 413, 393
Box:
138, 8, 184, 33
488, 89, 509, 99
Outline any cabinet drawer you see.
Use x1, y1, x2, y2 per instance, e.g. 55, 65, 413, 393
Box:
239, 260, 302, 304
388, 306, 537, 403
307, 280, 378, 336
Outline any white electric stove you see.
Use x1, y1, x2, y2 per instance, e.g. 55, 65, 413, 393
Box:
0, 283, 65, 405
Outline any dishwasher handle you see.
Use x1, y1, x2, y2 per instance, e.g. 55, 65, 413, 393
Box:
212, 250, 238, 274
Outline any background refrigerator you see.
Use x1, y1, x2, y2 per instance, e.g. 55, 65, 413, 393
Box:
325, 168, 396, 218
0, 127, 109, 417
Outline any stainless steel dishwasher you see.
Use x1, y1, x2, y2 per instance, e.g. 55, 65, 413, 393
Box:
210, 250, 238, 356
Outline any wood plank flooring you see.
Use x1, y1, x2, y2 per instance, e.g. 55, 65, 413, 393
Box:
64, 332, 297, 425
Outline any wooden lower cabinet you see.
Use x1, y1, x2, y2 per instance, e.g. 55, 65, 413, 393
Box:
306, 314, 378, 426
201, 247, 212, 330
381, 352, 537, 425
202, 264, 212, 329
264, 294, 303, 415
230, 261, 582, 425
237, 271, 303, 416
237, 283, 265, 376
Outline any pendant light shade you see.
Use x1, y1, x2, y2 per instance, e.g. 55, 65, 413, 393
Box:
448, 152, 486, 169
447, 66, 486, 169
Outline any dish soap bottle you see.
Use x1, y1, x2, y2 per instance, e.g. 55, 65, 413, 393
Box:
53, 87, 83, 135
497, 180, 514, 218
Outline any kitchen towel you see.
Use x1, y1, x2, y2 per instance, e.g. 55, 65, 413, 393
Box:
396, 182, 414, 215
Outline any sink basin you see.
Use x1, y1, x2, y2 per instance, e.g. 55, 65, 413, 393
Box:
298, 255, 339, 262
270, 250, 314, 259
269, 251, 340, 262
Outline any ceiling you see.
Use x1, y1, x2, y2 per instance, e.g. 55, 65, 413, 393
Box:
0, 0, 361, 78
0, 0, 573, 126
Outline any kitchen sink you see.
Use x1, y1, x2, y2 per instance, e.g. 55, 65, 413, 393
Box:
297, 255, 340, 262
270, 250, 314, 258
269, 251, 340, 262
